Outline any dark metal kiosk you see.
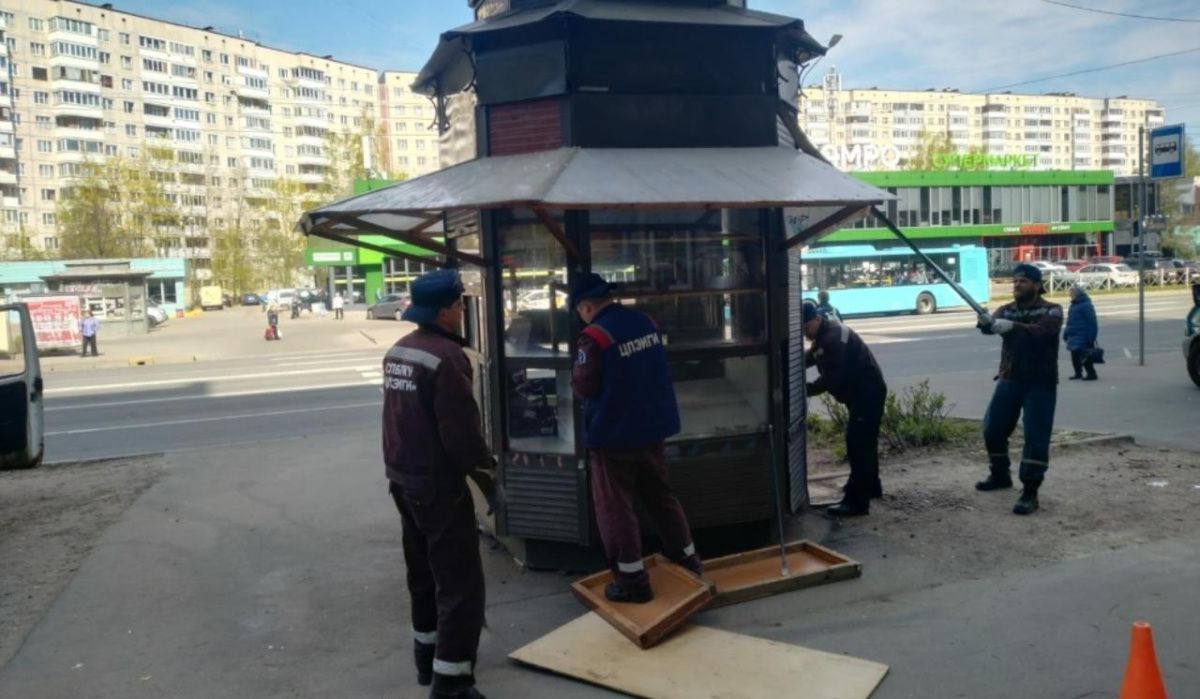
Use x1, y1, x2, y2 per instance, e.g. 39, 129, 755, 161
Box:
299, 0, 889, 569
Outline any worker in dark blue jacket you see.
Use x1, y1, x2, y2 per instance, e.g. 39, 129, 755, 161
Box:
570, 273, 702, 604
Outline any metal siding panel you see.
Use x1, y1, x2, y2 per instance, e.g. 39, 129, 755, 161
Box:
786, 247, 809, 512
503, 459, 584, 542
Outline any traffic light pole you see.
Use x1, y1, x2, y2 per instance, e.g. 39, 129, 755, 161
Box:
1138, 126, 1147, 367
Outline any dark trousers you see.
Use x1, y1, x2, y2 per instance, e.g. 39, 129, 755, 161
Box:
1070, 349, 1097, 378
335, 308, 344, 319
389, 482, 485, 676
590, 444, 695, 590
81, 335, 98, 356
983, 380, 1057, 482
843, 388, 886, 506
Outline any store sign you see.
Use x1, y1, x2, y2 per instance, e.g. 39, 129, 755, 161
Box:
1000, 223, 1071, 234
931, 153, 1038, 170
306, 249, 357, 267
819, 144, 902, 171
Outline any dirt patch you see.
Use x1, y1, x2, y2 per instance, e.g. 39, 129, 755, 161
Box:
0, 457, 163, 668
816, 437, 1200, 579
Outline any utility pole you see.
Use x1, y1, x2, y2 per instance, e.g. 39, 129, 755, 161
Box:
1137, 126, 1147, 367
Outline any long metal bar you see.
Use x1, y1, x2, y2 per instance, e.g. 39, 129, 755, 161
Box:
870, 207, 987, 315
1138, 126, 1147, 367
767, 422, 791, 578
531, 207, 583, 263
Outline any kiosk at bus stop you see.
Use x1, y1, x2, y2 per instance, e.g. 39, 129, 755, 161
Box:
299, 0, 890, 569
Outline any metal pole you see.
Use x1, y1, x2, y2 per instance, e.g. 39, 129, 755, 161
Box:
1138, 126, 1146, 367
871, 208, 987, 315
766, 422, 791, 578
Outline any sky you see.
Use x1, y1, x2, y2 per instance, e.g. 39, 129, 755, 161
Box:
105, 0, 1200, 131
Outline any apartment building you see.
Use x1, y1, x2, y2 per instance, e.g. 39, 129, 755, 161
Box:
0, 0, 388, 262
378, 70, 441, 179
801, 68, 1166, 176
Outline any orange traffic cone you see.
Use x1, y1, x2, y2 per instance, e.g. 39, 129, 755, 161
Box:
1118, 621, 1168, 699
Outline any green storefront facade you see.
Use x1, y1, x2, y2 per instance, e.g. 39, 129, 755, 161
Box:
824, 170, 1116, 263
304, 179, 438, 302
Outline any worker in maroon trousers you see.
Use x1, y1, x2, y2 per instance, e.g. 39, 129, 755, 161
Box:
570, 273, 702, 604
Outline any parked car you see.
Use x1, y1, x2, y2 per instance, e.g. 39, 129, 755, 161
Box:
1029, 260, 1068, 276
1123, 253, 1171, 271
1074, 263, 1139, 287
241, 292, 261, 306
516, 288, 569, 311
367, 294, 411, 320
1060, 259, 1088, 273
146, 303, 168, 327
1088, 255, 1123, 265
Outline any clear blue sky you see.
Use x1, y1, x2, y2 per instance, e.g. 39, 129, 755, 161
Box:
104, 0, 1200, 131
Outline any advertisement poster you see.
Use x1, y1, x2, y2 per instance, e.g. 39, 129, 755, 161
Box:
27, 297, 83, 350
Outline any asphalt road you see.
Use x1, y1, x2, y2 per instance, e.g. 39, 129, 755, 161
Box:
41, 290, 1196, 462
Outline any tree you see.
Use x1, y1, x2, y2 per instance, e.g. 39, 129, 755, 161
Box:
0, 223, 46, 261
55, 152, 179, 259
903, 131, 954, 171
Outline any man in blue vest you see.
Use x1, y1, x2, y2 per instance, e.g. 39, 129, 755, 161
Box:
570, 273, 702, 603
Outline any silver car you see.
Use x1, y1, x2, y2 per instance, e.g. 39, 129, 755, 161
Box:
366, 294, 410, 321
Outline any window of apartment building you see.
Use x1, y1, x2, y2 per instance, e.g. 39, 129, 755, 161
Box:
204, 71, 214, 82
143, 58, 166, 73
399, 156, 409, 166
38, 164, 54, 177
99, 74, 112, 88
396, 138, 408, 150
417, 157, 427, 166
42, 213, 56, 226
285, 164, 296, 175
220, 53, 229, 64
51, 41, 98, 60
205, 92, 215, 103
29, 66, 49, 81
171, 86, 197, 101
174, 107, 199, 122
143, 81, 169, 95
37, 140, 52, 153
30, 43, 46, 57
139, 36, 166, 51
97, 51, 110, 65
29, 18, 45, 31
41, 188, 56, 202
33, 91, 48, 104
225, 136, 236, 148
205, 113, 216, 125
117, 78, 131, 90
121, 56, 132, 69
171, 64, 196, 79
281, 107, 291, 117
124, 146, 138, 158
227, 157, 237, 168
283, 127, 293, 137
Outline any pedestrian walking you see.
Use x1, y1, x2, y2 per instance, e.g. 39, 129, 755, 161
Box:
570, 273, 702, 604
383, 269, 494, 699
974, 263, 1064, 515
80, 311, 100, 357
803, 300, 887, 517
266, 304, 280, 341
332, 292, 345, 320
816, 289, 841, 322
1063, 284, 1099, 381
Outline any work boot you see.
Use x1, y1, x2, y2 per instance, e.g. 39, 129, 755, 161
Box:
414, 641, 435, 686
975, 469, 1013, 491
1083, 373, 1098, 381
676, 554, 704, 578
429, 673, 485, 698
825, 499, 869, 518
1068, 374, 1082, 380
604, 581, 653, 604
1013, 480, 1041, 515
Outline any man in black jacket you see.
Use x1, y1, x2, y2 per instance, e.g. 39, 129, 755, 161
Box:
804, 301, 888, 517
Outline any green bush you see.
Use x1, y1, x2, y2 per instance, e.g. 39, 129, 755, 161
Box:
806, 380, 963, 457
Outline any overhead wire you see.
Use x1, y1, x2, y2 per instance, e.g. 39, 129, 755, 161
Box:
1037, 0, 1200, 23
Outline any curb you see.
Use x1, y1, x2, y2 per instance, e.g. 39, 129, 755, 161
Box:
1054, 433, 1136, 450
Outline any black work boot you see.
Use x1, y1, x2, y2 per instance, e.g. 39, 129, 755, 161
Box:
825, 499, 869, 518
604, 581, 654, 604
414, 641, 434, 686
1013, 480, 1041, 515
975, 468, 1013, 491
675, 554, 704, 578
430, 673, 485, 698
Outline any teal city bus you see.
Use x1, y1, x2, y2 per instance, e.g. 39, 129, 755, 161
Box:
800, 244, 989, 316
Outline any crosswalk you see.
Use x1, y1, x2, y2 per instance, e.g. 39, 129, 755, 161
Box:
262, 349, 384, 387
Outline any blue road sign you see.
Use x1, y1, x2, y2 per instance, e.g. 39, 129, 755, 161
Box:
1149, 124, 1185, 180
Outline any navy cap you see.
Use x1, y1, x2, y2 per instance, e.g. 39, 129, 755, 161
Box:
569, 273, 614, 307
802, 299, 820, 324
1012, 263, 1043, 283
402, 269, 464, 325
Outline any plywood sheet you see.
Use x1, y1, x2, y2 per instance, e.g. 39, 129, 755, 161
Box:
510, 612, 889, 699
703, 540, 861, 609
571, 554, 715, 649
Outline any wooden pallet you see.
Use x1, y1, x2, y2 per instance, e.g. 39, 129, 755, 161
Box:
570, 554, 715, 649
702, 540, 861, 609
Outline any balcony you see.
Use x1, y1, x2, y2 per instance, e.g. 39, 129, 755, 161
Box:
294, 113, 330, 130
2, 195, 19, 207
237, 64, 268, 80
53, 125, 104, 141
52, 102, 104, 120
238, 102, 271, 117
296, 171, 325, 184
234, 83, 270, 101
0, 171, 16, 185
296, 152, 330, 165
295, 133, 325, 147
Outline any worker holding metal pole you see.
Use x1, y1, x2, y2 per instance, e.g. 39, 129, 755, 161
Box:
802, 300, 888, 517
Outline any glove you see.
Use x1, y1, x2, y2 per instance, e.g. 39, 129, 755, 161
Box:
976, 312, 992, 330
990, 318, 1015, 334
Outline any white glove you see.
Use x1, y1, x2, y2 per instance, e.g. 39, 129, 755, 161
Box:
990, 318, 1015, 334
976, 312, 992, 329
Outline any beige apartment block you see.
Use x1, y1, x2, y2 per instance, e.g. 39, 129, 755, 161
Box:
801, 68, 1166, 176
378, 70, 441, 179
0, 0, 387, 262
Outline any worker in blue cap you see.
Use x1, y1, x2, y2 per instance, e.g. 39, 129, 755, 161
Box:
802, 299, 887, 517
569, 272, 702, 603
975, 263, 1063, 515
382, 268, 493, 698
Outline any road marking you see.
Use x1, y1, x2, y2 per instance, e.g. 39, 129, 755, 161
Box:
268, 350, 383, 363
44, 401, 380, 436
46, 365, 379, 395
274, 357, 384, 368
46, 380, 381, 411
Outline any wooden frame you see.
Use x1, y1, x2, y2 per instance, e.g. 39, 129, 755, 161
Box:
702, 540, 861, 610
570, 554, 715, 649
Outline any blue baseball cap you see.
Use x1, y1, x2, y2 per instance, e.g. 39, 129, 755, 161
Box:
1012, 263, 1043, 283
569, 273, 614, 307
802, 299, 820, 324
402, 269, 464, 325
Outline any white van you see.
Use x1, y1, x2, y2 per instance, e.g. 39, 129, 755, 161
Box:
0, 303, 44, 469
